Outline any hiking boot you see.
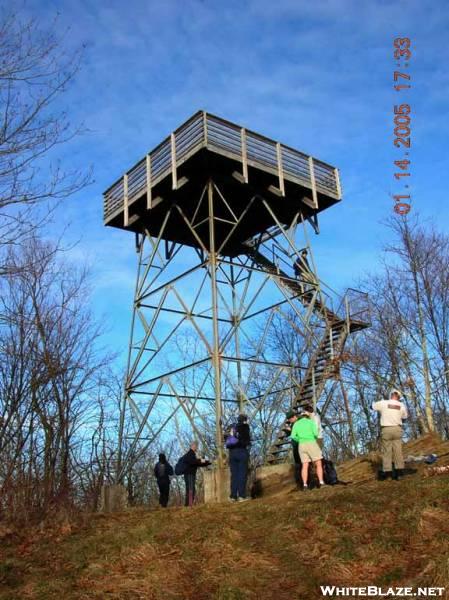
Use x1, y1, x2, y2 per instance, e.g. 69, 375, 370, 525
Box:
379, 471, 392, 481
393, 469, 404, 480
229, 497, 237, 503
237, 497, 250, 503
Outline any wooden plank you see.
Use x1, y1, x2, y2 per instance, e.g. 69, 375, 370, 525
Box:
123, 174, 129, 227
276, 143, 285, 197
308, 156, 318, 209
241, 128, 248, 183
146, 154, 152, 209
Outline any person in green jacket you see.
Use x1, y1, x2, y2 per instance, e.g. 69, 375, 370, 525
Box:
290, 411, 325, 490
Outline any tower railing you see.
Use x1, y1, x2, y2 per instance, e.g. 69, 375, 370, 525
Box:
103, 111, 341, 225
340, 288, 371, 329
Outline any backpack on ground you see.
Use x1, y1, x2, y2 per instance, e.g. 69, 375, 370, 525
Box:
323, 459, 338, 485
175, 455, 187, 476
307, 462, 320, 489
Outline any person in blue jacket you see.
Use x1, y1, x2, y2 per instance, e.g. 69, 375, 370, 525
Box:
226, 414, 251, 502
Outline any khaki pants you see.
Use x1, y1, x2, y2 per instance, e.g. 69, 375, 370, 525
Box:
298, 441, 323, 463
381, 426, 404, 472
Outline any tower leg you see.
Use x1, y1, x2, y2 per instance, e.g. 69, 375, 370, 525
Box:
208, 180, 225, 469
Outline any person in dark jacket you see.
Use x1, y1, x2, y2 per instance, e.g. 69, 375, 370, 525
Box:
284, 410, 301, 486
293, 249, 317, 297
154, 453, 174, 507
227, 414, 251, 502
182, 441, 210, 507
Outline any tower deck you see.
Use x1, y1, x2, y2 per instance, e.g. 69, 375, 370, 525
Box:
103, 111, 342, 256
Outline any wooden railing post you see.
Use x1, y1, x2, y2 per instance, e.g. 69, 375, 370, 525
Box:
308, 156, 318, 209
123, 174, 129, 227
241, 128, 248, 183
276, 142, 285, 197
203, 111, 208, 146
334, 167, 342, 199
171, 132, 177, 190
146, 154, 152, 210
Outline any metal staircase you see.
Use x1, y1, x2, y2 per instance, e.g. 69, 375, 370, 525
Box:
243, 245, 338, 323
241, 245, 370, 464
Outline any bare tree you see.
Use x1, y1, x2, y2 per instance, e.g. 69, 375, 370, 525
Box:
0, 11, 90, 269
0, 237, 111, 519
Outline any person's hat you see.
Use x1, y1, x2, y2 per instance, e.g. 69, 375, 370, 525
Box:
285, 410, 297, 420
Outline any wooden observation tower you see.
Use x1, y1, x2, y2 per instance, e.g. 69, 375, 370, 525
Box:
103, 111, 370, 480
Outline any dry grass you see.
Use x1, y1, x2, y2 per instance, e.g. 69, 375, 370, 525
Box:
337, 432, 449, 484
1, 447, 449, 599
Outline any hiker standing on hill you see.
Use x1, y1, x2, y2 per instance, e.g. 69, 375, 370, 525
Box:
154, 453, 174, 508
304, 404, 323, 449
290, 411, 325, 490
226, 414, 251, 502
182, 441, 211, 507
284, 410, 301, 486
372, 389, 408, 480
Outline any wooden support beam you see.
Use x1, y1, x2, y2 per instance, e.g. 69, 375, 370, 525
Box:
301, 195, 316, 209
232, 170, 246, 184
128, 213, 141, 226
268, 185, 283, 197
176, 176, 189, 190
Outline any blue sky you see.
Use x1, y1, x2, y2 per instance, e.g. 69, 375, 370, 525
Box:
18, 0, 449, 365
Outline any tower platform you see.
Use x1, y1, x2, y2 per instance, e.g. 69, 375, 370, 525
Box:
103, 111, 342, 257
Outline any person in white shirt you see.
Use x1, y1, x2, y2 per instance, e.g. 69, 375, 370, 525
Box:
372, 389, 408, 480
304, 404, 323, 448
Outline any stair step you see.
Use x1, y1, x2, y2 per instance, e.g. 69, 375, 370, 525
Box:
273, 439, 291, 448
268, 448, 289, 456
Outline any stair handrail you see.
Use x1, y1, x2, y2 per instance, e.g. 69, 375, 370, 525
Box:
337, 287, 372, 326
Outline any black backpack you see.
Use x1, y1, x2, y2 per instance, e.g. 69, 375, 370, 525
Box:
175, 455, 188, 476
323, 459, 338, 485
155, 462, 166, 478
307, 463, 320, 489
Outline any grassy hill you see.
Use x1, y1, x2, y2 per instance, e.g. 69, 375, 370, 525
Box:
1, 447, 449, 599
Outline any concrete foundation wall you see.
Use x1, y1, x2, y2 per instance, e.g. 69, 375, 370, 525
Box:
253, 463, 296, 498
203, 463, 296, 504
203, 468, 230, 503
99, 484, 128, 513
